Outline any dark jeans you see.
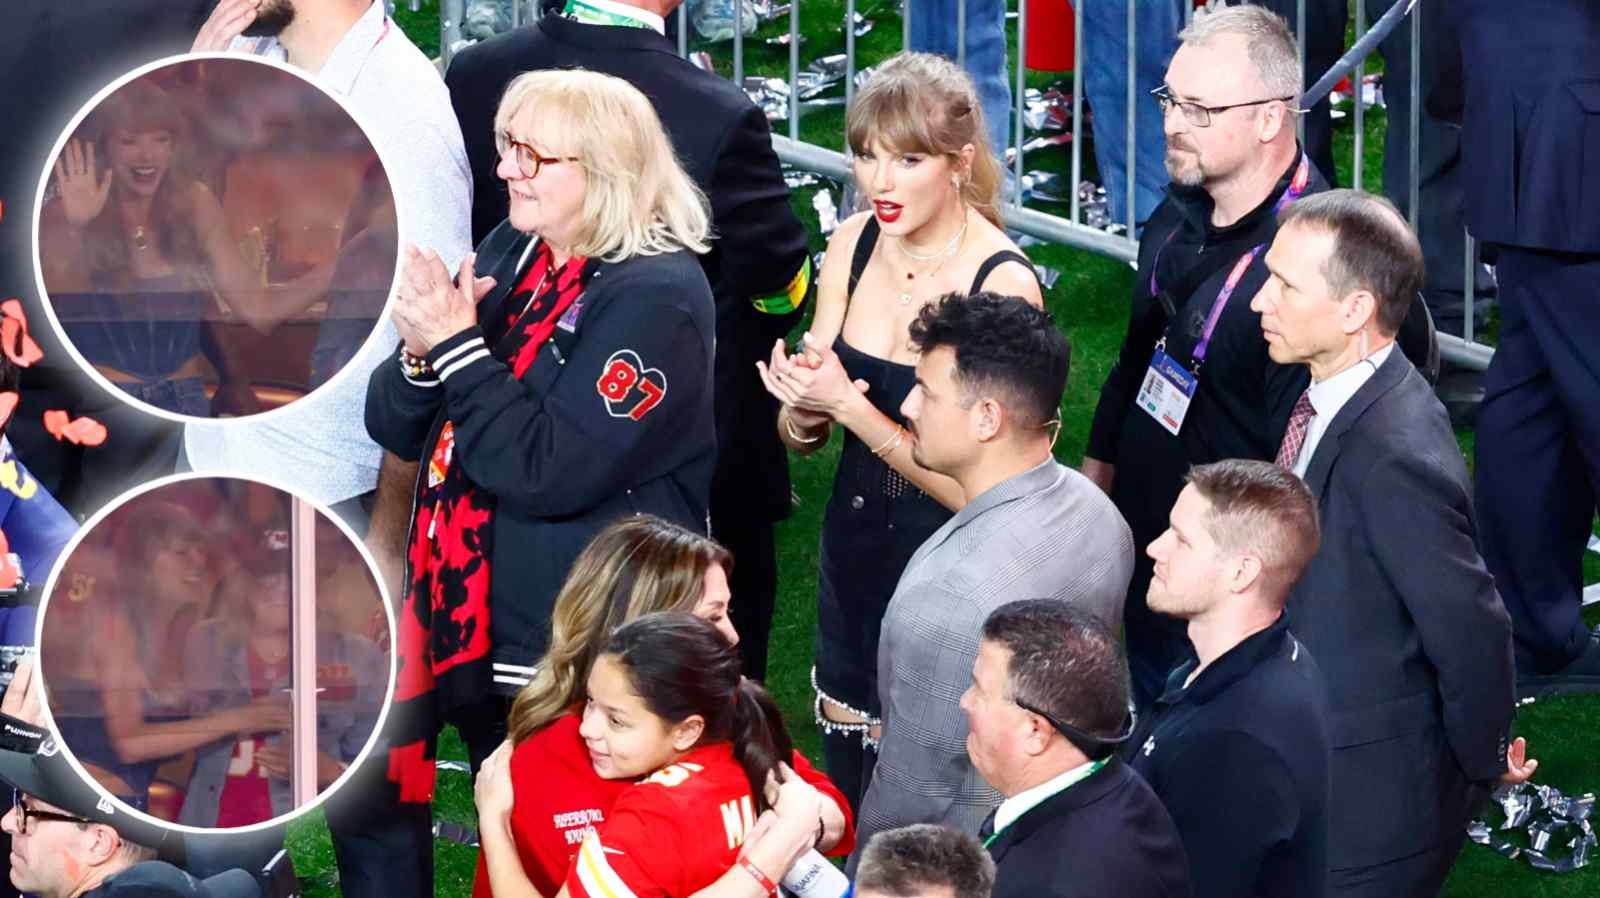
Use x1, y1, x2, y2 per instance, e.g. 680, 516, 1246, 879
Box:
319, 490, 433, 898
324, 756, 436, 898
819, 727, 878, 817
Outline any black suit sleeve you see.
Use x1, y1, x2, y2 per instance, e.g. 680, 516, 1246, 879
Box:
444, 43, 508, 245
1358, 449, 1514, 783
706, 104, 808, 304
1152, 732, 1301, 898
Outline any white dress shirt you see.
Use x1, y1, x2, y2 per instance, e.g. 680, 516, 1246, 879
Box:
1291, 342, 1396, 477
991, 759, 1104, 835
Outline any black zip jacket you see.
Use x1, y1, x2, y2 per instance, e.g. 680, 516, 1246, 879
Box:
366, 219, 716, 689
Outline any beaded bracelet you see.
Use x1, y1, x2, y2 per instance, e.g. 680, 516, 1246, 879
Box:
399, 347, 431, 379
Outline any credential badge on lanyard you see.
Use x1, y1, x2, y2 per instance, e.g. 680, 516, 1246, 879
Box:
1136, 248, 1259, 436
1135, 154, 1310, 437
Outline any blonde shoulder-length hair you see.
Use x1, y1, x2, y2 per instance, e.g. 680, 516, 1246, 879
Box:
506, 515, 733, 743
494, 69, 712, 261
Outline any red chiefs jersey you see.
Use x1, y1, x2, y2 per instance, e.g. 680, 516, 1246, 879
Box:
566, 740, 757, 898
472, 714, 628, 898
473, 716, 855, 898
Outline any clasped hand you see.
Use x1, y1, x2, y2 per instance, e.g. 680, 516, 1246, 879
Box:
391, 245, 497, 357
756, 332, 868, 421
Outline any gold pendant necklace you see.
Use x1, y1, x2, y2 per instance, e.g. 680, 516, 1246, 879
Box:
132, 225, 150, 251
897, 217, 968, 305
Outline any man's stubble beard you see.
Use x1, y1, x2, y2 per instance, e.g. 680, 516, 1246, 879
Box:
1164, 146, 1205, 188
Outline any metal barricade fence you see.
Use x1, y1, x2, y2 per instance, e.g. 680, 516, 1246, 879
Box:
433, 0, 1492, 370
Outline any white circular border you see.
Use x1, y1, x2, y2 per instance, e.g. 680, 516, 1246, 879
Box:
28, 51, 408, 426
31, 470, 400, 836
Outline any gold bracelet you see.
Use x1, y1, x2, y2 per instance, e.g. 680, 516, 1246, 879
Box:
870, 425, 905, 459
783, 408, 823, 445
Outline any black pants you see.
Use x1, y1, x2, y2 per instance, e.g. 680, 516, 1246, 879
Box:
1475, 248, 1600, 670
447, 695, 514, 774
719, 516, 779, 681
323, 758, 436, 898
316, 493, 434, 898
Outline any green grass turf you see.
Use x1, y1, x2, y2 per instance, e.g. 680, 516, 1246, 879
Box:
343, 5, 1600, 896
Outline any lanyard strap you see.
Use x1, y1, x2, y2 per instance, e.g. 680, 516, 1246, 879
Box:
1160, 152, 1311, 372
1190, 245, 1262, 368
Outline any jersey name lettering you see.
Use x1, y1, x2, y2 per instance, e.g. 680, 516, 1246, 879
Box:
719, 794, 755, 851
552, 807, 606, 829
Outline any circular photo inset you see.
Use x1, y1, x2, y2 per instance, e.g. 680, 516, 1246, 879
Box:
33, 55, 398, 421
37, 474, 394, 832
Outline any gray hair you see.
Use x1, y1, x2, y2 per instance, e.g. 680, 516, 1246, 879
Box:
1180, 3, 1302, 103
856, 825, 996, 898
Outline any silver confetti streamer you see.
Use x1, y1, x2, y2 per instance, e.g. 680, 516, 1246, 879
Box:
813, 190, 839, 235
1470, 781, 1599, 873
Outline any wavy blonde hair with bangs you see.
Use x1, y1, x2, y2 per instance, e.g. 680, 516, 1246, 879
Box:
494, 69, 711, 260
846, 51, 1004, 228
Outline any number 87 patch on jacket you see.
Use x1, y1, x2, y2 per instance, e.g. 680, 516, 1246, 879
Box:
596, 349, 668, 421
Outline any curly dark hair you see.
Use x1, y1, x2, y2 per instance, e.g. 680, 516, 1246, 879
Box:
906, 292, 1070, 430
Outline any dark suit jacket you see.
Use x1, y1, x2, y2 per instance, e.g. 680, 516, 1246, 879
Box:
1453, 0, 1600, 253
444, 1, 809, 523
1288, 348, 1514, 871
987, 759, 1192, 898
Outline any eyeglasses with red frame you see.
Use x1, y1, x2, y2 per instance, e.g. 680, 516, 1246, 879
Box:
495, 131, 581, 179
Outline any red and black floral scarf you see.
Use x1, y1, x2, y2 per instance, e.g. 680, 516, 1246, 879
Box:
387, 241, 597, 802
